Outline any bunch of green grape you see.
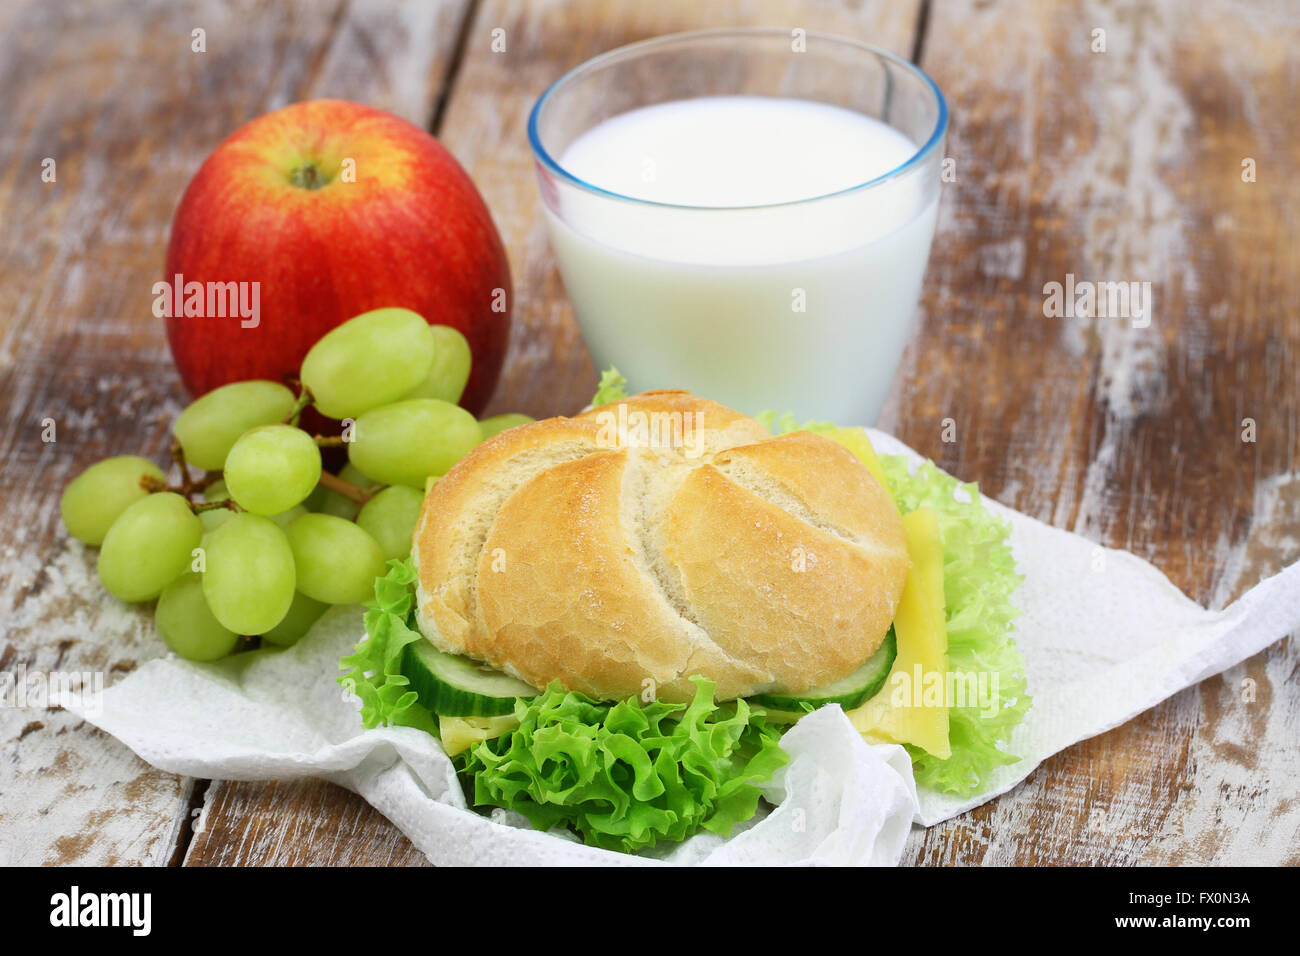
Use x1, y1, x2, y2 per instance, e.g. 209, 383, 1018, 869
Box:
60, 308, 534, 663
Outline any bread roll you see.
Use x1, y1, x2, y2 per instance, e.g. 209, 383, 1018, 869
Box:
413, 390, 909, 702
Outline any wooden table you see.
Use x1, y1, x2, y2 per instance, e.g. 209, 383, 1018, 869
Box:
2, 0, 1297, 866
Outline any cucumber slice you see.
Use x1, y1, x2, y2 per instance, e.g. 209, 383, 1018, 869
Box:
401, 639, 537, 717
752, 630, 897, 712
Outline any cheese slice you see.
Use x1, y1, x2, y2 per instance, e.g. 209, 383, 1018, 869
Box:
847, 506, 951, 759
824, 426, 891, 496
439, 713, 519, 757
827, 428, 951, 755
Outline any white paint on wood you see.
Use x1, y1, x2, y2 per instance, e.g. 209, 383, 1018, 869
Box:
0, 541, 190, 865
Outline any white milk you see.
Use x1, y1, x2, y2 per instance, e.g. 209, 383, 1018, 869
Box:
546, 95, 938, 423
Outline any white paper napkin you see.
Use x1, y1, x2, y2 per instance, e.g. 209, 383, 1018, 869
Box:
865, 431, 1300, 825
58, 430, 1300, 864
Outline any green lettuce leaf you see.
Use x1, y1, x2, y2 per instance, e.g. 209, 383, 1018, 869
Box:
459, 678, 787, 854
338, 559, 438, 735
590, 366, 629, 407
342, 558, 787, 853
754, 410, 835, 435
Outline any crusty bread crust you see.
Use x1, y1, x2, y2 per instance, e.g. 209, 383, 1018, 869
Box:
413, 390, 909, 702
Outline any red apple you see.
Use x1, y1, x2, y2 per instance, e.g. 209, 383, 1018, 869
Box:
162, 99, 511, 415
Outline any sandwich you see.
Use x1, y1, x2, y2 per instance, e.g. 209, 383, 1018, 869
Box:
341, 377, 1029, 853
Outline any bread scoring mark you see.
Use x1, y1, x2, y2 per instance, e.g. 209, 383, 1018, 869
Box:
616, 449, 766, 689
418, 437, 599, 656
712, 453, 893, 559
619, 449, 695, 620
666, 462, 902, 692
463, 440, 601, 630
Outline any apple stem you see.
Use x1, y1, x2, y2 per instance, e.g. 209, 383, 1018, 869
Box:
289, 164, 329, 190
317, 470, 381, 505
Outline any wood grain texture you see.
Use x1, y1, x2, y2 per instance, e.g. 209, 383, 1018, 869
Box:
892, 0, 1300, 866
0, 0, 469, 866
184, 779, 431, 866
0, 543, 195, 865
3, 0, 1297, 868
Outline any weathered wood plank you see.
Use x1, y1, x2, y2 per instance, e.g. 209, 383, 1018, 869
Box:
0, 0, 470, 866
7, 0, 1296, 868
894, 0, 1300, 866
0, 543, 194, 865
184, 779, 432, 866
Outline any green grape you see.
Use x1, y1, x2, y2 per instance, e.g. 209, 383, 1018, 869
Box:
173, 380, 298, 470
97, 492, 203, 602
61, 456, 166, 545
285, 513, 387, 605
269, 504, 307, 530
348, 398, 480, 488
202, 514, 296, 634
302, 484, 327, 514
306, 462, 369, 520
402, 325, 472, 405
261, 590, 329, 647
155, 571, 240, 661
300, 308, 436, 419
356, 485, 424, 561
340, 462, 370, 486
478, 413, 534, 441
223, 424, 321, 516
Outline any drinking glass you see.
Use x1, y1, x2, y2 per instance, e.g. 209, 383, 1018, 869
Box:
529, 28, 948, 423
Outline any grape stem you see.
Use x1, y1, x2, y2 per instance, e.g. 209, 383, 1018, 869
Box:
168, 442, 224, 498
191, 471, 223, 494
284, 383, 314, 427
192, 498, 242, 515
170, 441, 192, 490
140, 465, 222, 499
317, 470, 381, 505
313, 435, 346, 447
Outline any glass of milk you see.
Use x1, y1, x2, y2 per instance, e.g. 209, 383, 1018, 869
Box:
529, 29, 948, 423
